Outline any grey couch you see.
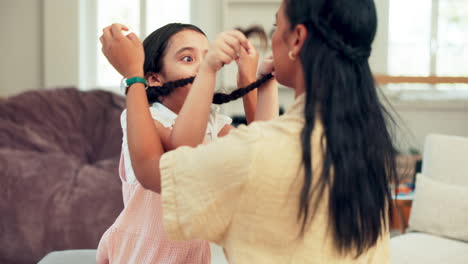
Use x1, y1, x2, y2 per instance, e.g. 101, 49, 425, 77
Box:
0, 88, 125, 264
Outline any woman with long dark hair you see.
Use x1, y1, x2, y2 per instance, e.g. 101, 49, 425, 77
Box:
100, 0, 397, 262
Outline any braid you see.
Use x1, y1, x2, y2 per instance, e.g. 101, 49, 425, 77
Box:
146, 74, 273, 105
213, 73, 273, 104
146, 76, 195, 104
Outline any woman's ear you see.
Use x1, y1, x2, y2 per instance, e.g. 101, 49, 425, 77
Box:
145, 72, 164, 87
289, 24, 308, 58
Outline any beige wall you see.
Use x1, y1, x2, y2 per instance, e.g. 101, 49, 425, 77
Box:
43, 0, 80, 89
0, 0, 80, 97
0, 0, 43, 97
392, 101, 468, 152
370, 0, 389, 74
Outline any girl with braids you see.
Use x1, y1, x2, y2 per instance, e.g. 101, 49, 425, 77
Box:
97, 23, 278, 264
100, 0, 397, 262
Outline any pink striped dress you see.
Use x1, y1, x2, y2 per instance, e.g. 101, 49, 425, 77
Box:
96, 103, 232, 264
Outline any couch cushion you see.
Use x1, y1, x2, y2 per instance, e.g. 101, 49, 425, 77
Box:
0, 149, 123, 264
0, 88, 125, 264
38, 250, 96, 264
409, 173, 468, 242
0, 88, 125, 163
390, 233, 468, 264
391, 233, 468, 264
422, 134, 468, 187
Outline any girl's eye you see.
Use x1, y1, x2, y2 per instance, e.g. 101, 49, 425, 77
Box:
182, 56, 193, 62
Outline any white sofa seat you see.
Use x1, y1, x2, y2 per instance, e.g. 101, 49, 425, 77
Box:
391, 134, 468, 264
391, 233, 468, 264
38, 250, 96, 264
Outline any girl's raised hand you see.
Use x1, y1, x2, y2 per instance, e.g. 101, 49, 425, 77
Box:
236, 40, 259, 86
258, 54, 275, 78
100, 23, 145, 78
203, 30, 250, 73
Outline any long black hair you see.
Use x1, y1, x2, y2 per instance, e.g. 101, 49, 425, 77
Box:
142, 23, 272, 105
285, 0, 397, 257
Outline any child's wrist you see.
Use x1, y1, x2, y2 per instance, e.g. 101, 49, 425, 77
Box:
200, 62, 218, 75
257, 71, 269, 78
123, 70, 144, 79
237, 75, 256, 87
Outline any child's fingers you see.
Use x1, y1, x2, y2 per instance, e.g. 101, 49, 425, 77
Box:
110, 23, 129, 39
126, 32, 141, 45
246, 40, 258, 56
235, 47, 246, 66
227, 30, 249, 50
219, 52, 234, 66
215, 32, 240, 59
218, 42, 238, 61
101, 27, 113, 44
221, 33, 243, 55
259, 55, 275, 76
102, 24, 128, 38
239, 44, 248, 57
99, 36, 106, 47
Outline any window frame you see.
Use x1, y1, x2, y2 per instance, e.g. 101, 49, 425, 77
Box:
383, 0, 468, 94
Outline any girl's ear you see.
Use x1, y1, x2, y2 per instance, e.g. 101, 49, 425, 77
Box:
146, 72, 164, 86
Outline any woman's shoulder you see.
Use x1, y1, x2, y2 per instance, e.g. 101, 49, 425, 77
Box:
251, 114, 305, 135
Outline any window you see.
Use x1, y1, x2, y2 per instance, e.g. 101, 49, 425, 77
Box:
388, 0, 432, 76
386, 0, 468, 98
437, 0, 468, 76
388, 0, 467, 77
95, 0, 190, 88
